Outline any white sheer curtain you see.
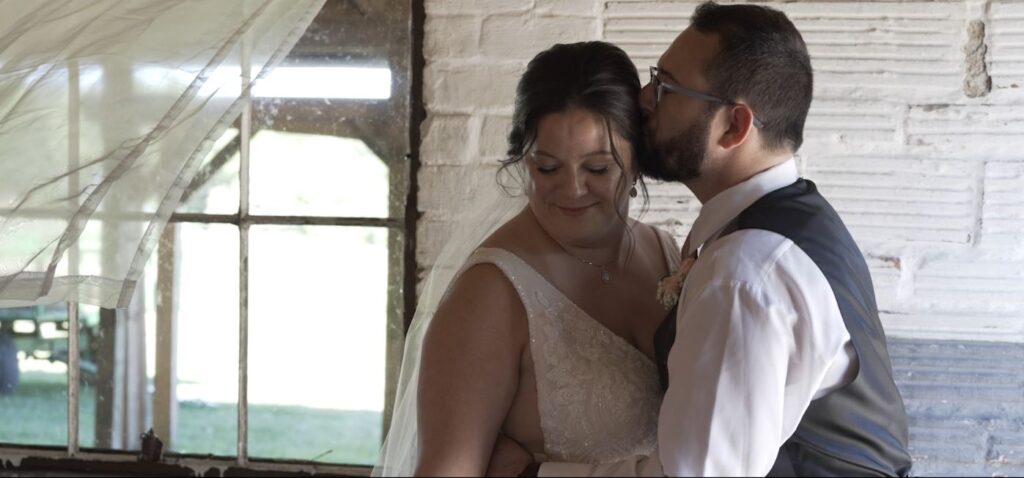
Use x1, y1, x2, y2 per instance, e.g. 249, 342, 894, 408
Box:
0, 0, 326, 308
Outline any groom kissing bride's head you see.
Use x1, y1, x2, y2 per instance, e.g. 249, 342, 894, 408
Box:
377, 1, 913, 477
639, 1, 812, 193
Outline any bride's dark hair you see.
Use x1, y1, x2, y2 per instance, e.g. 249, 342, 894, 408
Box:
499, 40, 649, 245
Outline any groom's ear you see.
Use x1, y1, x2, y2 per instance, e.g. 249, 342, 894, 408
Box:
715, 103, 756, 151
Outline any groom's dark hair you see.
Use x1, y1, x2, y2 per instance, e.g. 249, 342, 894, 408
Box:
691, 1, 813, 152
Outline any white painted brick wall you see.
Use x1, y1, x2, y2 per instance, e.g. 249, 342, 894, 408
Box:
420, 0, 1024, 345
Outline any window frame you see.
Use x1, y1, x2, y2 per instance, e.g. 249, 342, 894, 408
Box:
0, 0, 424, 474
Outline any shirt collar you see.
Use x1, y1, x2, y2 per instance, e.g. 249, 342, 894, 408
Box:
686, 158, 799, 256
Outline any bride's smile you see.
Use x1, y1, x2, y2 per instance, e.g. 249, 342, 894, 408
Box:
527, 107, 634, 250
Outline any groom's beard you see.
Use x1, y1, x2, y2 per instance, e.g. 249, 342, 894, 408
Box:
640, 115, 711, 183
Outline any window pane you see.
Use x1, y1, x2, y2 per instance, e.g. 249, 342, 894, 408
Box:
0, 304, 70, 446
248, 225, 388, 464
162, 223, 239, 456
247, 0, 411, 220
249, 130, 390, 218
75, 223, 239, 455
176, 128, 241, 215
78, 303, 141, 451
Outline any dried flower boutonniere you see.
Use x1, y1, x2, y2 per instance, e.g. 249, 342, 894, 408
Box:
656, 254, 697, 310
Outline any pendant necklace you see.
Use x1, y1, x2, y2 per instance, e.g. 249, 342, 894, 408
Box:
571, 253, 613, 284
533, 211, 621, 285
550, 238, 619, 285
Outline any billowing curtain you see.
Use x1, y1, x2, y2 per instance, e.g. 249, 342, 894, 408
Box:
0, 0, 326, 308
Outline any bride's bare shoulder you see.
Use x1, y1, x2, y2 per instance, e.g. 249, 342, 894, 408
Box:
428, 255, 528, 349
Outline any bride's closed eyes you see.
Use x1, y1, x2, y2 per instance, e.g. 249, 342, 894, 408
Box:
534, 164, 611, 175
529, 151, 615, 176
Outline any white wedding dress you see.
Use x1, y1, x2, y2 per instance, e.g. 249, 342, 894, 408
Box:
450, 227, 680, 463
372, 203, 682, 475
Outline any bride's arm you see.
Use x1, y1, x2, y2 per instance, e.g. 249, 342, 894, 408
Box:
414, 263, 528, 477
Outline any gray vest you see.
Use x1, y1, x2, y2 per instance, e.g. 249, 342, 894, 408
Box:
654, 179, 912, 476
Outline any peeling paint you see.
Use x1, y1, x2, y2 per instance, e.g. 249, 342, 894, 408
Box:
963, 19, 992, 98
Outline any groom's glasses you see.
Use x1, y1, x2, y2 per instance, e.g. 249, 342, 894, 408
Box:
649, 66, 765, 129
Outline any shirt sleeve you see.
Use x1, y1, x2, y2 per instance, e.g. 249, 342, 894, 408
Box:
658, 279, 795, 475
539, 279, 794, 477
541, 236, 851, 477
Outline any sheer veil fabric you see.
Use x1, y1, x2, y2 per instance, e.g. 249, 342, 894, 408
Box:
0, 0, 325, 308
373, 179, 528, 476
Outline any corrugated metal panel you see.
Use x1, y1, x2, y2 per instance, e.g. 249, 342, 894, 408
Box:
891, 338, 1024, 475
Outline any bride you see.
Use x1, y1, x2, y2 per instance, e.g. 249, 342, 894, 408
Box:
374, 41, 681, 476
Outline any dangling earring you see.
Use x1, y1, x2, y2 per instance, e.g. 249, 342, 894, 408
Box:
629, 179, 638, 198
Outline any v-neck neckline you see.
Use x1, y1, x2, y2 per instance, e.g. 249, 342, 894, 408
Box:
475, 247, 662, 366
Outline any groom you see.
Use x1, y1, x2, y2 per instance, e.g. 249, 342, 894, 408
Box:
491, 2, 912, 476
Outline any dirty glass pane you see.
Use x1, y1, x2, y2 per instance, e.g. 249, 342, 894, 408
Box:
0, 304, 72, 446
175, 128, 242, 215
249, 130, 390, 218
0, 219, 105, 447
248, 0, 411, 220
78, 304, 147, 451
76, 223, 238, 455
164, 223, 239, 456
248, 225, 388, 464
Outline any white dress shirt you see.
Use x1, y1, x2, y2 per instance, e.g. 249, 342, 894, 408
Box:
539, 159, 858, 477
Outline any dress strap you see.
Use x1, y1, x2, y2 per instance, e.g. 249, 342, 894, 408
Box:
454, 247, 542, 317
652, 227, 682, 273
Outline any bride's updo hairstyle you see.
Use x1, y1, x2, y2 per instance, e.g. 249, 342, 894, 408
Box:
500, 41, 648, 213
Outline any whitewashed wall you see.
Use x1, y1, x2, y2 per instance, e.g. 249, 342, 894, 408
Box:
420, 0, 1024, 343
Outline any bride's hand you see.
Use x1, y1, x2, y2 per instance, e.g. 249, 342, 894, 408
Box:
486, 434, 536, 477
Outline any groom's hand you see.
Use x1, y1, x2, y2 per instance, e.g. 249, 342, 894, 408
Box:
486, 433, 537, 477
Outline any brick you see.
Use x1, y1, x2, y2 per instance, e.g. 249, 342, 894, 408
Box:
911, 259, 1024, 316
425, 62, 522, 113
981, 162, 1024, 256
991, 0, 1024, 92
804, 100, 901, 144
907, 104, 1024, 147
416, 218, 458, 270
424, 15, 480, 60
604, 1, 696, 19
479, 115, 512, 159
481, 14, 599, 61
806, 156, 978, 247
425, 0, 531, 16
420, 114, 475, 165
535, 0, 601, 17
417, 164, 502, 216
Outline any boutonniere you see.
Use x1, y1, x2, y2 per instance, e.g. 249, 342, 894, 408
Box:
656, 254, 697, 310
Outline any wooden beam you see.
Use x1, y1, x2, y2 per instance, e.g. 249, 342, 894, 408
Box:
153, 224, 180, 450
93, 308, 123, 449
120, 280, 148, 449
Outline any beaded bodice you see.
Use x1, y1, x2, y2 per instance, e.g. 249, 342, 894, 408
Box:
459, 246, 669, 463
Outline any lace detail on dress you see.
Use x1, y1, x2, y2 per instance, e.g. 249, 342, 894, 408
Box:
460, 248, 662, 464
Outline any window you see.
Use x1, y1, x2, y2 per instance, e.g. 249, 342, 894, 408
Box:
0, 0, 421, 474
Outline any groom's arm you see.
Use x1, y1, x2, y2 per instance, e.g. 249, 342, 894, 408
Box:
535, 280, 791, 477
535, 264, 846, 476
